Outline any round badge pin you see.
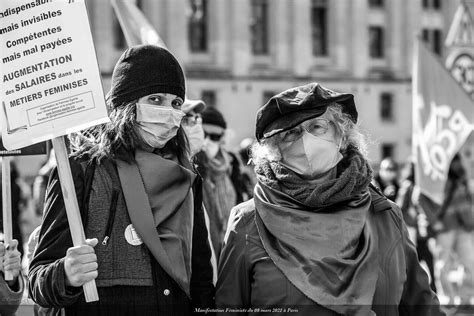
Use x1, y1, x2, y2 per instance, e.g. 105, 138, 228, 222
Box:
124, 224, 143, 246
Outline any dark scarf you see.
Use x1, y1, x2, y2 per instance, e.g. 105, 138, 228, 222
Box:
255, 147, 373, 208
118, 149, 195, 296
199, 150, 237, 224
254, 148, 378, 315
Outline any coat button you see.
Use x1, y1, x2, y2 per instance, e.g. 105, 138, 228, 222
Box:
163, 289, 170, 296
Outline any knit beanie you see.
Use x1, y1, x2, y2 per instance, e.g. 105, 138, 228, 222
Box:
201, 107, 227, 129
107, 45, 186, 107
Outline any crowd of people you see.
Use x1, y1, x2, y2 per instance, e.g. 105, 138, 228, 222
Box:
0, 44, 472, 315
375, 155, 474, 308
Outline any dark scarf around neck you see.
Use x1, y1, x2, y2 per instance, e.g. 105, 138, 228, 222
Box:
255, 146, 373, 208
125, 149, 196, 296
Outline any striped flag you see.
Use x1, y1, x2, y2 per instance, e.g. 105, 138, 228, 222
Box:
110, 0, 167, 48
412, 40, 474, 205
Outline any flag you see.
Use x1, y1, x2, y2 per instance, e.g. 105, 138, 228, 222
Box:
412, 40, 474, 205
110, 0, 167, 48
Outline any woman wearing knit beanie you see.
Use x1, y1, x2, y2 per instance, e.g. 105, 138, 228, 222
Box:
29, 45, 215, 315
216, 83, 444, 315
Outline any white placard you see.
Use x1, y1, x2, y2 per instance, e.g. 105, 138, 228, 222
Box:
0, 0, 109, 150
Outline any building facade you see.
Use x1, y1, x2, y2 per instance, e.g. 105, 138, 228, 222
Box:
13, 0, 469, 179
87, 0, 468, 164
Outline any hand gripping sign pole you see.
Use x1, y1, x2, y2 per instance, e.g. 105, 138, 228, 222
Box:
52, 137, 99, 302
1, 156, 13, 281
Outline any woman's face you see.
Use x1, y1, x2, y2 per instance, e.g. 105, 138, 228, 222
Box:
271, 112, 343, 178
134, 93, 185, 149
137, 93, 183, 109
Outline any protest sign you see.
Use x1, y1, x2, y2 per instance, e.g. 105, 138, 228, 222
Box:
0, 0, 109, 150
0, 0, 106, 301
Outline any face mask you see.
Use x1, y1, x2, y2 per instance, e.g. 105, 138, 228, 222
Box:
183, 123, 205, 156
135, 103, 185, 149
203, 137, 220, 159
280, 131, 343, 178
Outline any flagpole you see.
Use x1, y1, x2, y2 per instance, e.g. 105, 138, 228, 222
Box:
412, 38, 419, 186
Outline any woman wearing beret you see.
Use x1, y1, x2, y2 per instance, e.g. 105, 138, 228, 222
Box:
216, 83, 444, 315
29, 45, 215, 315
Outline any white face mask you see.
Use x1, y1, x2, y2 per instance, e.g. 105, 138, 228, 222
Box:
280, 131, 343, 178
203, 138, 220, 159
183, 123, 205, 156
135, 103, 185, 149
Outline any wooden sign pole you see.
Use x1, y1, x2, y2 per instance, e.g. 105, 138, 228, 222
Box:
52, 136, 98, 302
1, 156, 13, 281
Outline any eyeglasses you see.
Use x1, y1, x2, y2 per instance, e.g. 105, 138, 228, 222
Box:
205, 132, 223, 142
275, 118, 331, 143
182, 115, 202, 127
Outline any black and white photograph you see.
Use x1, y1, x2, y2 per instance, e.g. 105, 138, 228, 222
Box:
0, 0, 473, 315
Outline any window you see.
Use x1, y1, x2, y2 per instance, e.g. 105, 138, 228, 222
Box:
113, 15, 126, 50
422, 28, 443, 55
380, 92, 394, 121
262, 91, 276, 105
433, 29, 442, 55
201, 90, 216, 108
311, 0, 328, 56
422, 0, 441, 10
250, 0, 269, 55
369, 26, 384, 58
368, 0, 384, 7
381, 143, 394, 159
188, 0, 208, 53
422, 29, 430, 42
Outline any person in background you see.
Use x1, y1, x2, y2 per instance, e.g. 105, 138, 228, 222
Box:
0, 240, 24, 316
396, 160, 437, 293
373, 157, 399, 202
434, 154, 474, 306
216, 83, 444, 316
238, 138, 257, 199
181, 99, 206, 157
194, 107, 249, 258
181, 98, 219, 283
28, 44, 214, 315
396, 161, 419, 243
